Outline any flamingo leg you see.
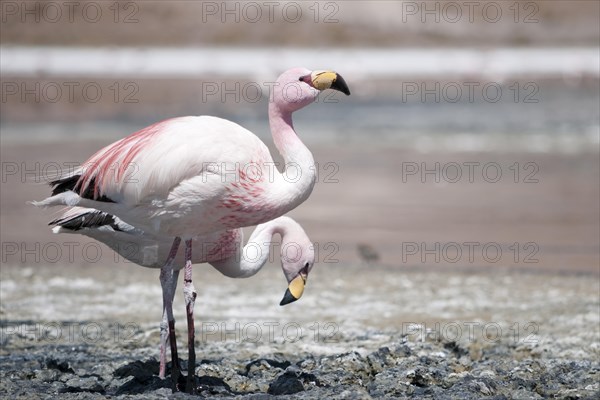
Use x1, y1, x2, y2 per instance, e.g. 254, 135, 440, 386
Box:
159, 268, 180, 379
183, 239, 197, 393
159, 237, 182, 391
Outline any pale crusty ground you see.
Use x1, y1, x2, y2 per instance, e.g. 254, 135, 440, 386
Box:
1, 261, 598, 398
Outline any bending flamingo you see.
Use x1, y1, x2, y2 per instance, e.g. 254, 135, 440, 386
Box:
49, 207, 314, 386
33, 68, 349, 392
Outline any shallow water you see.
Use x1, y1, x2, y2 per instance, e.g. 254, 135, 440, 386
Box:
3, 47, 598, 79
2, 81, 599, 154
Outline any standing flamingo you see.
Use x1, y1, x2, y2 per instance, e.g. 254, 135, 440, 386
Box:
49, 207, 314, 387
33, 68, 349, 392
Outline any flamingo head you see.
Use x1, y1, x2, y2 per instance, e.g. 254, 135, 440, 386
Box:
278, 219, 316, 306
272, 67, 351, 113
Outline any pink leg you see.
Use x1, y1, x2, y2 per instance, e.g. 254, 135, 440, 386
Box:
159, 237, 182, 391
159, 269, 179, 379
183, 239, 197, 393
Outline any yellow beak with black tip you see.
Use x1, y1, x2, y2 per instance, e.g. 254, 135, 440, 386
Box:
311, 71, 351, 96
280, 273, 307, 306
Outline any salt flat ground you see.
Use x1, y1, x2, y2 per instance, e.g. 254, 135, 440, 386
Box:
1, 261, 598, 398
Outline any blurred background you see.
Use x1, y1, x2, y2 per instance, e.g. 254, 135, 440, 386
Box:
2, 0, 598, 270
1, 2, 599, 397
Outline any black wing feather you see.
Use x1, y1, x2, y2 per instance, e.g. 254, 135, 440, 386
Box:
49, 210, 124, 232
49, 175, 115, 203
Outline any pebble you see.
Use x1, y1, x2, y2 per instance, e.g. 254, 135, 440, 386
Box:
1, 330, 599, 399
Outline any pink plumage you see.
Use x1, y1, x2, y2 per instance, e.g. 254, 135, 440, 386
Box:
34, 67, 350, 393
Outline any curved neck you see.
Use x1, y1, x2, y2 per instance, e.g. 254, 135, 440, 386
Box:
268, 102, 316, 207
210, 222, 284, 278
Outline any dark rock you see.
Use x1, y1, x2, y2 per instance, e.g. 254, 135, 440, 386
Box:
45, 357, 74, 373
444, 341, 469, 357
393, 344, 412, 357
198, 375, 231, 389
197, 383, 232, 396
408, 367, 433, 387
299, 371, 320, 387
112, 359, 169, 395
367, 346, 397, 373
268, 371, 305, 395
245, 357, 291, 376
114, 375, 167, 395
113, 358, 159, 382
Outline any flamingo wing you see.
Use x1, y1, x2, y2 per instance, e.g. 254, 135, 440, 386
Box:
49, 116, 272, 235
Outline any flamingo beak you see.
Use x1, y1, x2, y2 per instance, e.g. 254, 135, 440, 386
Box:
279, 272, 308, 306
310, 71, 351, 96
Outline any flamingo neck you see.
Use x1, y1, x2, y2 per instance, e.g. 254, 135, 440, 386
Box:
268, 102, 316, 207
211, 221, 285, 278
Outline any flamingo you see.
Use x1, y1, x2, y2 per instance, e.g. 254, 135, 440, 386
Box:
33, 68, 349, 392
49, 207, 314, 389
